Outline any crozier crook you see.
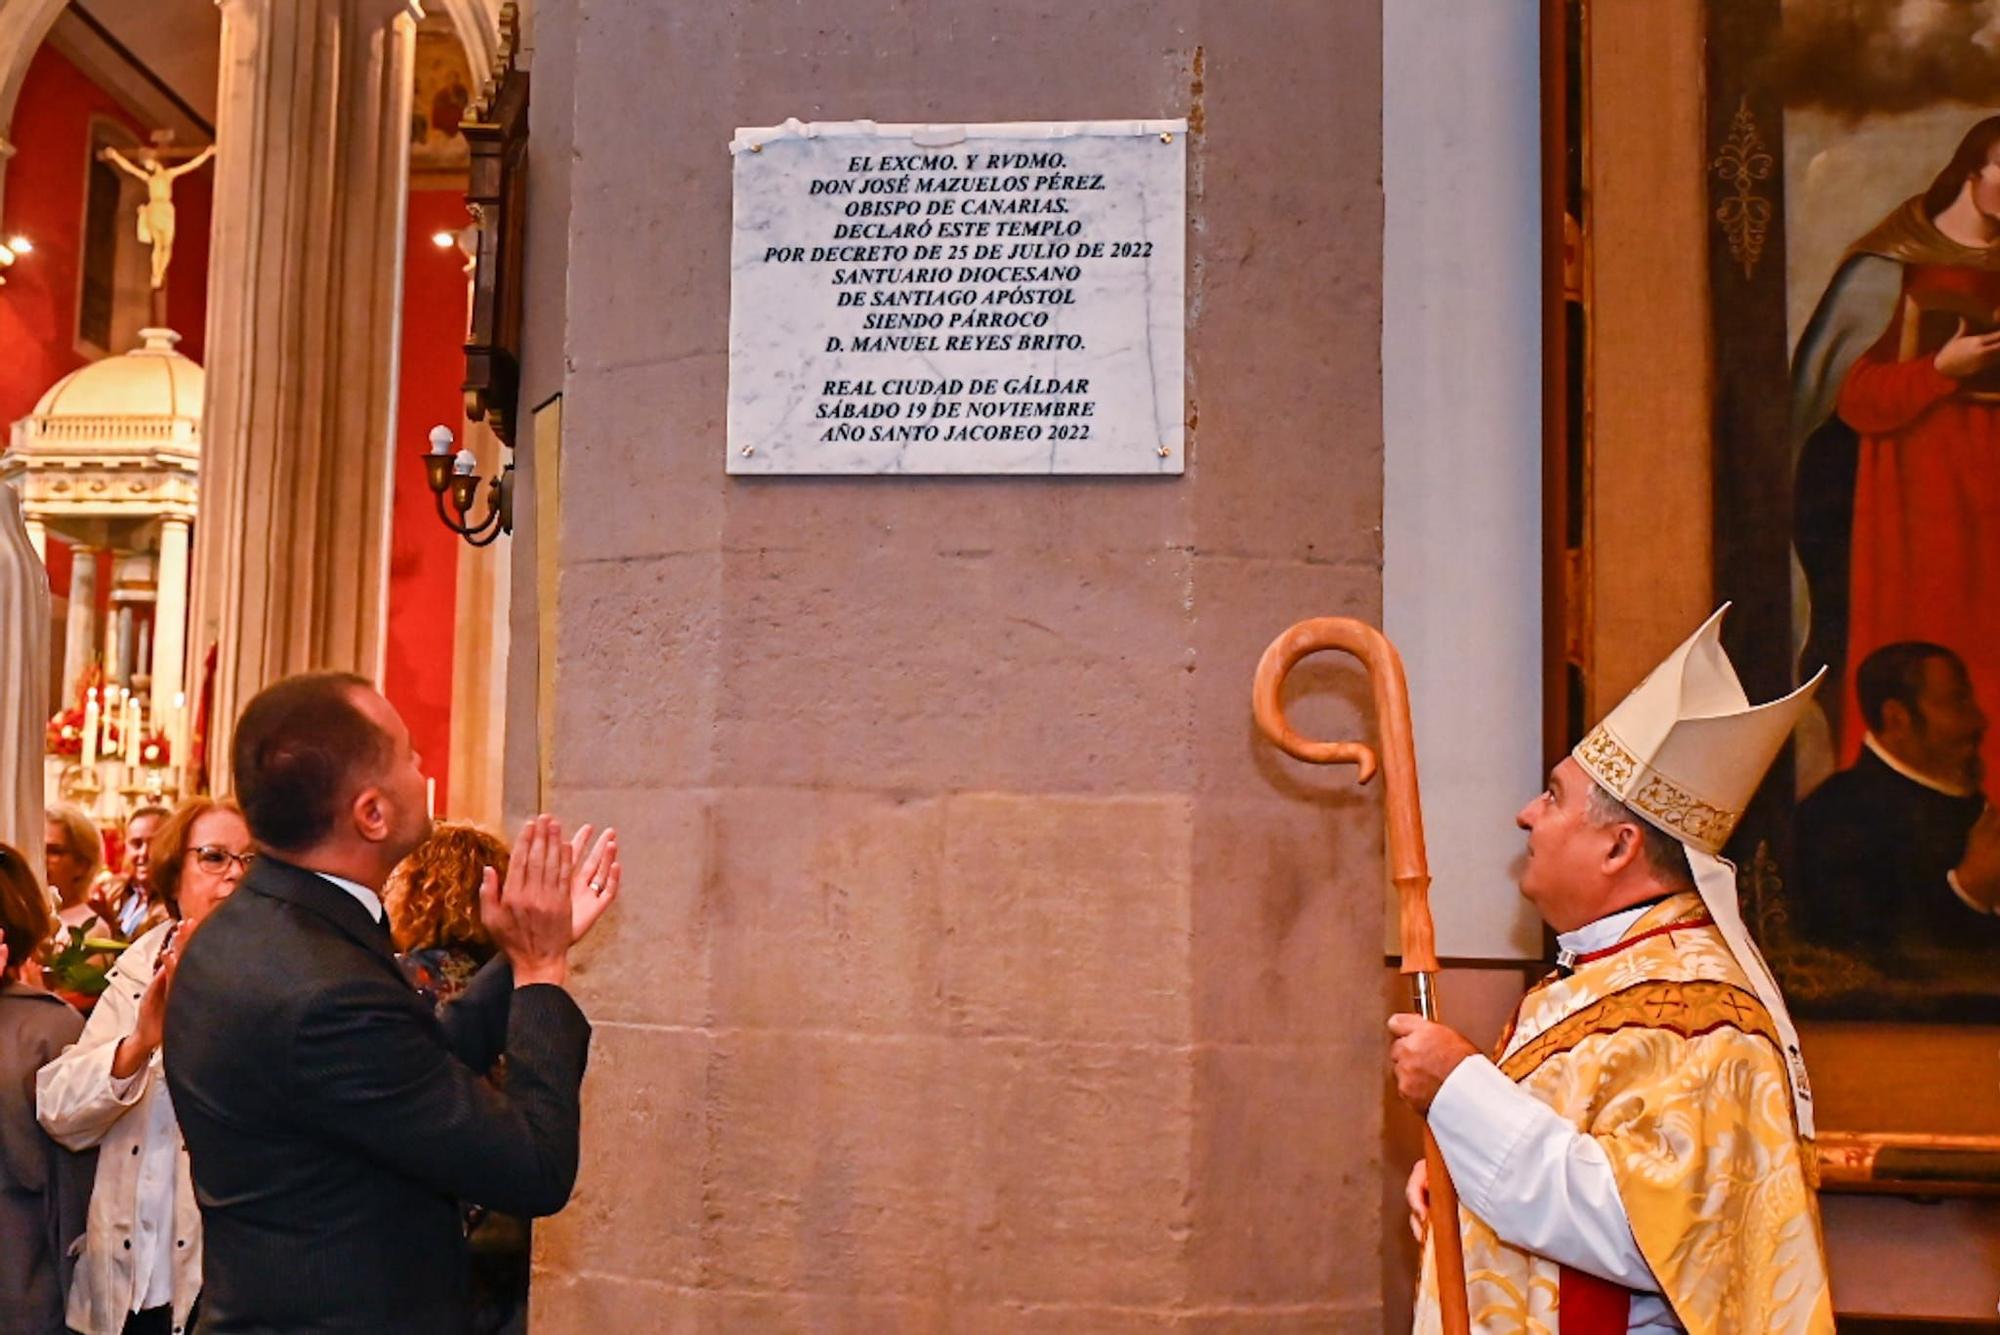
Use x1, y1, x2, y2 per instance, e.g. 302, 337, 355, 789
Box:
1251, 617, 1470, 1335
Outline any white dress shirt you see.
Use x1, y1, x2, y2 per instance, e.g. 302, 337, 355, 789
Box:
1427, 903, 1685, 1334
317, 871, 385, 923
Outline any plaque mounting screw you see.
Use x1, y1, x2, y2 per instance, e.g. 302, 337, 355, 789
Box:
1156, 445, 1172, 458
1159, 131, 1174, 144
740, 445, 755, 457
750, 143, 763, 153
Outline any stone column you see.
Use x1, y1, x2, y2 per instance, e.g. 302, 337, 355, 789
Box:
61, 545, 98, 702
109, 602, 134, 686
186, 0, 418, 789
0, 487, 49, 863
524, 4, 1386, 1326
152, 515, 190, 757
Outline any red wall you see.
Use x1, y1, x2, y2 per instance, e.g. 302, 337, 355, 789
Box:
0, 43, 210, 637
5, 45, 461, 780
384, 190, 471, 812
0, 44, 210, 428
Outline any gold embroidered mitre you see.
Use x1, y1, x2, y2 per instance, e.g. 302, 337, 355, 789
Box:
1573, 604, 1822, 855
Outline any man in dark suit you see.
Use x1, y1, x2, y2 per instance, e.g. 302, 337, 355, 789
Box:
1795, 642, 2000, 977
163, 673, 620, 1333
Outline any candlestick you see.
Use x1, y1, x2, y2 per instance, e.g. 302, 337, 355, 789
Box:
81, 689, 99, 769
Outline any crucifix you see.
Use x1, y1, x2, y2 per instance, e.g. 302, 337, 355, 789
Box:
99, 131, 215, 326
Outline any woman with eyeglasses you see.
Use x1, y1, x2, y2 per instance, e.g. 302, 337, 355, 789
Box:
34, 798, 253, 1335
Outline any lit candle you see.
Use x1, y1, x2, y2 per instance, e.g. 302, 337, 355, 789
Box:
123, 698, 140, 765
426, 777, 437, 819
81, 688, 99, 769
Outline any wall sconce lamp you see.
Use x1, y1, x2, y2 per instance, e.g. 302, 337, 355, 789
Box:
422, 424, 512, 546
0, 233, 32, 284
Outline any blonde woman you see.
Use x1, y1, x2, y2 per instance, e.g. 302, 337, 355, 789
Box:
44, 804, 104, 935
36, 798, 254, 1335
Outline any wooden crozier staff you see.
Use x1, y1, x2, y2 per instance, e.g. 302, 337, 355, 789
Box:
1251, 617, 1470, 1335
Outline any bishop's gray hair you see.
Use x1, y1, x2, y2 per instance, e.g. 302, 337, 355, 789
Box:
1581, 783, 1696, 891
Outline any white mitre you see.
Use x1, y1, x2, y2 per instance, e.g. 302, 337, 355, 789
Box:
1571, 604, 1823, 1137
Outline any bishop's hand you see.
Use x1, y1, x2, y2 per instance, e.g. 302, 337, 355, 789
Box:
1405, 1158, 1430, 1242
1387, 1013, 1478, 1113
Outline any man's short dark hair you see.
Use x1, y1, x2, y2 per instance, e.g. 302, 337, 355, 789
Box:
1855, 642, 1963, 732
1583, 783, 1696, 892
232, 672, 393, 853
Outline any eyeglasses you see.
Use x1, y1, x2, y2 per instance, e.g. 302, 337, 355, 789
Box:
191, 846, 256, 874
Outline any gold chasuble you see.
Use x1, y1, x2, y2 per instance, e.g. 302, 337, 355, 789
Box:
1413, 893, 1834, 1334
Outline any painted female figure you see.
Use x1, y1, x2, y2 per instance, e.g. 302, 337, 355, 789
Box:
1792, 115, 2000, 791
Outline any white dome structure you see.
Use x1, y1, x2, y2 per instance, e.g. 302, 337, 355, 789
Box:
9, 327, 203, 479
3, 327, 203, 820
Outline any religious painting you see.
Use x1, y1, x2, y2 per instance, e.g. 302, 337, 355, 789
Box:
1692, 2, 2000, 1025
1553, 0, 2000, 1199
410, 20, 473, 180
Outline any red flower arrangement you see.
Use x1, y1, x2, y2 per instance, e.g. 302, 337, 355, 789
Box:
46, 706, 87, 757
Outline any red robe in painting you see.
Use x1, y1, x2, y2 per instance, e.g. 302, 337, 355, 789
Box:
1834, 255, 2000, 784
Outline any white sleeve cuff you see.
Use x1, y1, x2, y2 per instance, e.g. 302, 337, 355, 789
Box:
1428, 1056, 1557, 1215
1425, 1054, 1660, 1291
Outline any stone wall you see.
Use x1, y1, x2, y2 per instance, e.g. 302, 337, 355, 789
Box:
512, 2, 1388, 1326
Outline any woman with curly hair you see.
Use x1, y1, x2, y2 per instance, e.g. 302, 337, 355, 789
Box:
383, 821, 508, 1006
382, 821, 526, 1333
36, 797, 253, 1335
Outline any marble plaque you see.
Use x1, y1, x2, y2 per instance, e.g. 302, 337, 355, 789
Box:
727, 118, 1186, 475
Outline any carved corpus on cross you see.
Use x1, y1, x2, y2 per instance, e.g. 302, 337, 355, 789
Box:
100, 130, 216, 325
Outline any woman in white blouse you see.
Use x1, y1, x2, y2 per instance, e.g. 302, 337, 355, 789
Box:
36, 797, 253, 1335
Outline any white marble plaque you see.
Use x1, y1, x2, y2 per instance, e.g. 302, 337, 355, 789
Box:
727, 118, 1186, 475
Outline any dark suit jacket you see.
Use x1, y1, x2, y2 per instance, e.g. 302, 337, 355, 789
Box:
0, 983, 91, 1335
163, 856, 590, 1333
1794, 747, 1999, 973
